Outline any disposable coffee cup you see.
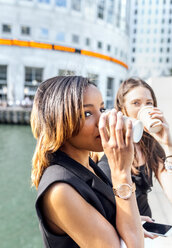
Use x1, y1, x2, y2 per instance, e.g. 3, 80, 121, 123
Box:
123, 116, 143, 143
137, 106, 162, 133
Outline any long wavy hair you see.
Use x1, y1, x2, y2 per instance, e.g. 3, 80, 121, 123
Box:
31, 76, 95, 188
115, 78, 165, 177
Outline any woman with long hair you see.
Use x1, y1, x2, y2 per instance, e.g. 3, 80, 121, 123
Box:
31, 76, 144, 248
97, 78, 172, 231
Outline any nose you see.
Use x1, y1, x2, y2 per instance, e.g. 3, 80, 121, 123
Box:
96, 110, 102, 127
141, 103, 147, 108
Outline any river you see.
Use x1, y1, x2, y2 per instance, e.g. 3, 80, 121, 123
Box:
0, 124, 43, 248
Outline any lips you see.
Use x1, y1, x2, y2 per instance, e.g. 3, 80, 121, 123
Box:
96, 135, 101, 139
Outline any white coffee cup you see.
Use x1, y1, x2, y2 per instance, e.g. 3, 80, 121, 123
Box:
137, 106, 162, 133
123, 116, 143, 143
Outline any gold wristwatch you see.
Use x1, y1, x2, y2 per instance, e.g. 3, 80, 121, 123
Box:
113, 183, 136, 200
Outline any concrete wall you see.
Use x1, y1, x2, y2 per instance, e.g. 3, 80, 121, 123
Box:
147, 77, 172, 132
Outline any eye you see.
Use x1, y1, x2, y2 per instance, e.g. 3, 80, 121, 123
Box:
147, 102, 153, 105
84, 111, 92, 117
132, 101, 140, 106
100, 108, 106, 113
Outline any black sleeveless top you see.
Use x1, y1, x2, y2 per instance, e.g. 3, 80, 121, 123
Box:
97, 154, 153, 217
35, 150, 116, 248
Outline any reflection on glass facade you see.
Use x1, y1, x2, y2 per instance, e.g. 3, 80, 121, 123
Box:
71, 0, 81, 11
56, 32, 65, 42
0, 65, 7, 101
107, 0, 114, 23
40, 27, 48, 38
24, 67, 43, 100
38, 0, 50, 3
106, 77, 114, 108
2, 24, 11, 33
97, 0, 105, 19
21, 26, 30, 35
55, 0, 67, 7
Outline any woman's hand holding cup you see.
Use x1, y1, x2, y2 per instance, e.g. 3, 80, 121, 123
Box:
99, 109, 134, 183
138, 106, 172, 146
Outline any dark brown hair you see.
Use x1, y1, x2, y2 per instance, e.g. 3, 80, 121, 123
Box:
31, 76, 96, 188
115, 78, 165, 177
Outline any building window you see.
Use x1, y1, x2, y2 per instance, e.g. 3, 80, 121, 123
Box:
21, 26, 30, 35
167, 38, 171, 43
40, 28, 48, 38
107, 44, 111, 52
24, 67, 43, 100
72, 34, 79, 44
107, 0, 114, 23
133, 38, 136, 43
106, 77, 114, 109
132, 48, 136, 52
114, 47, 118, 55
97, 0, 105, 19
38, 0, 50, 3
160, 48, 163, 52
55, 0, 66, 7
58, 69, 75, 76
97, 41, 102, 49
116, 0, 121, 27
132, 57, 135, 62
71, 0, 81, 11
56, 32, 65, 42
87, 73, 99, 86
133, 28, 137, 33
2, 24, 11, 33
85, 37, 90, 46
0, 65, 7, 102
134, 10, 138, 15
106, 77, 114, 97
166, 58, 169, 63
161, 28, 164, 33
169, 19, 172, 24
167, 47, 170, 52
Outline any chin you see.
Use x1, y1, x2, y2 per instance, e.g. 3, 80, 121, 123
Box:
92, 146, 103, 152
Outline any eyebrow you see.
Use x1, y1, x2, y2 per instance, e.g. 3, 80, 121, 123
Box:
131, 98, 153, 101
83, 102, 104, 107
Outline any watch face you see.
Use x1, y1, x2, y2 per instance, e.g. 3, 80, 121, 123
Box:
117, 184, 132, 199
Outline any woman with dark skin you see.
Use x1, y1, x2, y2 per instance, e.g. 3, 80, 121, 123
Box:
97, 78, 172, 239
31, 76, 144, 248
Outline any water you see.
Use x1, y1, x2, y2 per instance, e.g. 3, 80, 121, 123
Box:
0, 125, 43, 248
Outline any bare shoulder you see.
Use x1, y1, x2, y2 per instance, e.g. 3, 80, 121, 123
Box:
42, 182, 120, 247
44, 182, 77, 207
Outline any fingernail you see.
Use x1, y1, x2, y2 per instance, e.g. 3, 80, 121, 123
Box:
151, 218, 155, 222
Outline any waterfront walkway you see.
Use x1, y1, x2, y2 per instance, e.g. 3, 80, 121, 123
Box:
146, 178, 172, 247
